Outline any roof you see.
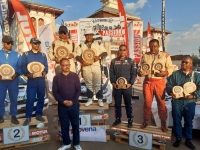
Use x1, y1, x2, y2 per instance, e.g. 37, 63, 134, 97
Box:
171, 55, 190, 60
88, 6, 141, 21
143, 26, 172, 34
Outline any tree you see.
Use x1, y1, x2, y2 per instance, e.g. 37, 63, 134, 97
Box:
191, 53, 198, 60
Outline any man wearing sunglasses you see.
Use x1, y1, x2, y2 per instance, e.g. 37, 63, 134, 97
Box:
0, 36, 21, 124
110, 44, 137, 128
21, 38, 48, 126
166, 56, 198, 150
138, 39, 173, 132
76, 29, 107, 107
48, 26, 78, 74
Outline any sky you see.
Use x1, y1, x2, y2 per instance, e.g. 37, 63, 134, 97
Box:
1, 0, 200, 56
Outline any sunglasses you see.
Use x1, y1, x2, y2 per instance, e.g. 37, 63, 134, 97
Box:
119, 49, 126, 51
33, 43, 40, 45
182, 61, 190, 64
59, 31, 67, 35
6, 42, 13, 45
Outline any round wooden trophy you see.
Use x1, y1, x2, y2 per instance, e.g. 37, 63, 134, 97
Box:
82, 48, 96, 65
153, 62, 163, 74
27, 62, 45, 78
141, 63, 150, 75
0, 64, 15, 80
183, 82, 197, 96
55, 46, 69, 60
116, 77, 128, 89
172, 86, 184, 99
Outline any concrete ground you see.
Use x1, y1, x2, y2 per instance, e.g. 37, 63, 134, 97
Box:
18, 81, 200, 150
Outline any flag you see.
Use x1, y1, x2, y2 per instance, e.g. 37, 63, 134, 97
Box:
10, 0, 36, 49
0, 0, 10, 36
146, 22, 151, 52
161, 0, 165, 51
117, 0, 129, 56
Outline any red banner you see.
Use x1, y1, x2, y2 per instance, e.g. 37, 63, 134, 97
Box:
146, 22, 151, 52
117, 0, 129, 56
10, 0, 36, 49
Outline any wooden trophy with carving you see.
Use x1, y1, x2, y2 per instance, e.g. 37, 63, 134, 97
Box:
116, 77, 128, 89
0, 64, 15, 80
27, 62, 45, 78
55, 46, 69, 61
82, 48, 96, 65
140, 63, 150, 75
153, 62, 163, 74
172, 86, 184, 99
183, 82, 197, 96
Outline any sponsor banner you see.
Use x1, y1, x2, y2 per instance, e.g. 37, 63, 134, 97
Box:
31, 134, 50, 143
30, 129, 48, 136
0, 0, 10, 36
64, 21, 79, 45
59, 126, 106, 142
133, 21, 143, 63
10, 0, 37, 50
91, 114, 108, 120
117, 0, 129, 56
128, 22, 134, 59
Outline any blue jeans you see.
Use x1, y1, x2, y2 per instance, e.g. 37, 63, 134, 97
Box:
26, 84, 45, 118
58, 103, 80, 145
0, 78, 18, 116
172, 100, 196, 139
113, 87, 133, 119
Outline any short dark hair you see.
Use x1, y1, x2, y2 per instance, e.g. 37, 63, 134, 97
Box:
149, 39, 159, 45
182, 56, 193, 63
60, 58, 70, 64
119, 44, 127, 50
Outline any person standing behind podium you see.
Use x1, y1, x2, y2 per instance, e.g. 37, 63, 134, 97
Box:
52, 58, 81, 150
0, 36, 21, 124
110, 44, 137, 128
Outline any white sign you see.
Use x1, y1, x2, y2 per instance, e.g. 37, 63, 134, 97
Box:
129, 130, 152, 150
3, 126, 29, 144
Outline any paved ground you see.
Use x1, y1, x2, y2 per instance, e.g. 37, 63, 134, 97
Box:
18, 81, 200, 150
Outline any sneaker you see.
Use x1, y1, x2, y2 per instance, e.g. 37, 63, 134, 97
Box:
128, 118, 133, 128
36, 115, 45, 122
74, 145, 82, 150
85, 99, 93, 107
185, 139, 195, 150
173, 138, 181, 147
23, 118, 31, 126
58, 144, 71, 150
112, 118, 121, 126
140, 120, 148, 129
11, 116, 19, 125
0, 116, 4, 123
98, 99, 104, 107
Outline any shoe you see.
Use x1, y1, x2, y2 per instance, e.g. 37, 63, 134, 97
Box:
58, 144, 71, 150
173, 138, 181, 147
140, 120, 148, 129
85, 99, 93, 107
112, 118, 121, 126
23, 118, 31, 126
0, 116, 4, 123
98, 99, 104, 107
185, 139, 195, 150
161, 121, 168, 132
36, 115, 45, 122
128, 118, 133, 128
11, 116, 19, 125
74, 145, 82, 150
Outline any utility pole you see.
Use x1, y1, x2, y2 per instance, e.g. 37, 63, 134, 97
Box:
161, 0, 165, 52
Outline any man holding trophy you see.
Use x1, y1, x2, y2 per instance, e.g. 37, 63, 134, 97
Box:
110, 44, 137, 128
76, 29, 107, 107
21, 38, 48, 126
0, 36, 21, 124
48, 25, 78, 74
166, 56, 199, 150
138, 39, 173, 132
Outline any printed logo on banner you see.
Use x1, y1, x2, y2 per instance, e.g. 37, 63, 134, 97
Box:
129, 130, 152, 150
30, 129, 48, 136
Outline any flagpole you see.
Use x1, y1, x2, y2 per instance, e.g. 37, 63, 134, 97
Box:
161, 0, 165, 52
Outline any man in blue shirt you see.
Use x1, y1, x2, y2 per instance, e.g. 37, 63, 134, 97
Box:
0, 36, 21, 124
21, 38, 48, 126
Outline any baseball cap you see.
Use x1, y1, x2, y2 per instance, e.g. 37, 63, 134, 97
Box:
59, 26, 68, 33
30, 38, 41, 44
2, 36, 13, 43
84, 29, 94, 35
